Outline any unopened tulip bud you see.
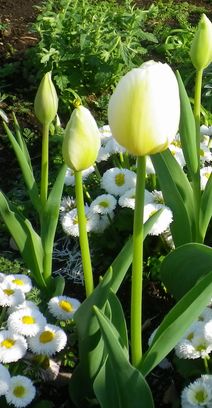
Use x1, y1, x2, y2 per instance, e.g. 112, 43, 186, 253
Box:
190, 14, 212, 70
62, 105, 101, 171
34, 72, 58, 125
108, 61, 180, 157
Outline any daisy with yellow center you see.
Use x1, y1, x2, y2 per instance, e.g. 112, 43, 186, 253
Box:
101, 167, 136, 197
0, 330, 27, 363
5, 375, 36, 408
90, 194, 117, 215
0, 363, 11, 396
28, 324, 67, 356
0, 283, 25, 307
48, 296, 81, 320
4, 274, 32, 293
7, 307, 46, 337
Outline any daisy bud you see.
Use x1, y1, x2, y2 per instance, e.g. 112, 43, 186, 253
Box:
34, 71, 58, 125
108, 60, 180, 157
62, 105, 101, 171
190, 14, 212, 70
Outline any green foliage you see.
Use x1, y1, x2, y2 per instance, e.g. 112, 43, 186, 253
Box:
32, 0, 157, 112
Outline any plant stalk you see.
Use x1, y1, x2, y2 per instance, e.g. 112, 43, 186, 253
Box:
192, 68, 203, 243
131, 155, 146, 367
40, 124, 50, 207
75, 171, 94, 297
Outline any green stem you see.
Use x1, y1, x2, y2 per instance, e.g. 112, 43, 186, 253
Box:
131, 155, 146, 367
40, 124, 50, 207
75, 171, 94, 297
192, 69, 203, 243
203, 356, 210, 374
0, 307, 7, 326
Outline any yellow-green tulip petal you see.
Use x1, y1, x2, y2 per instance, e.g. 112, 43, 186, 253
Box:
190, 14, 212, 71
62, 106, 101, 171
34, 72, 58, 126
108, 61, 180, 157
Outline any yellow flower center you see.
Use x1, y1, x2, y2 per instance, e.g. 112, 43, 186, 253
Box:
115, 173, 125, 186
200, 148, 204, 157
59, 300, 73, 312
39, 330, 54, 344
22, 316, 35, 325
195, 342, 207, 352
1, 338, 15, 348
14, 385, 26, 398
99, 201, 109, 208
12, 279, 24, 286
186, 332, 194, 341
3, 289, 14, 296
195, 390, 208, 404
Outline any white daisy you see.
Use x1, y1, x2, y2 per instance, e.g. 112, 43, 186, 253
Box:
8, 300, 40, 315
7, 308, 47, 337
48, 296, 81, 320
175, 322, 205, 359
90, 194, 117, 215
146, 156, 155, 175
200, 166, 212, 190
91, 212, 114, 234
181, 378, 212, 407
28, 324, 67, 356
198, 307, 212, 323
4, 274, 32, 293
104, 138, 126, 156
96, 146, 111, 162
143, 203, 173, 236
200, 143, 212, 164
200, 124, 212, 137
0, 273, 6, 283
0, 330, 27, 363
64, 166, 95, 186
0, 283, 25, 307
118, 188, 135, 209
61, 206, 99, 237
5, 375, 36, 408
60, 196, 75, 213
0, 363, 11, 395
169, 144, 186, 167
99, 124, 113, 143
101, 168, 136, 196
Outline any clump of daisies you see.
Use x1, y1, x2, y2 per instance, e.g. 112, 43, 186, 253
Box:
181, 375, 212, 408
0, 272, 81, 407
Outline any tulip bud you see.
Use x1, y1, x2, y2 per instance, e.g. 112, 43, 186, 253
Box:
190, 14, 212, 71
34, 72, 58, 125
62, 105, 101, 171
108, 61, 180, 157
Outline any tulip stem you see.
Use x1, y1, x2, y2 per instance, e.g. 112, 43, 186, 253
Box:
131, 155, 146, 367
75, 171, 94, 297
40, 123, 49, 206
193, 68, 203, 242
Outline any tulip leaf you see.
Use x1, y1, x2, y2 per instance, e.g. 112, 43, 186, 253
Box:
93, 306, 154, 408
3, 122, 41, 214
176, 71, 198, 176
151, 149, 194, 245
0, 191, 46, 289
160, 243, 212, 300
40, 163, 67, 283
12, 113, 32, 170
105, 290, 129, 353
140, 268, 212, 377
200, 173, 212, 241
69, 210, 163, 406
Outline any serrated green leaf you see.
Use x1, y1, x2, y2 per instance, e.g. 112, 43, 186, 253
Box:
93, 306, 154, 408
160, 243, 212, 299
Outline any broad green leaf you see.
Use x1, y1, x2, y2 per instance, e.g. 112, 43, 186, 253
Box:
41, 163, 67, 282
93, 306, 154, 408
0, 191, 46, 289
200, 173, 212, 241
12, 113, 32, 169
106, 290, 129, 352
139, 268, 212, 377
151, 150, 194, 245
176, 71, 198, 176
160, 243, 212, 299
69, 210, 163, 406
3, 122, 41, 214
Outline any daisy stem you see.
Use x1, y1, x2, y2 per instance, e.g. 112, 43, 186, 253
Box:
40, 123, 50, 207
192, 68, 203, 243
203, 356, 210, 374
0, 307, 6, 326
75, 171, 94, 297
131, 155, 146, 367
94, 163, 101, 181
